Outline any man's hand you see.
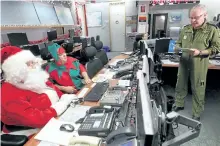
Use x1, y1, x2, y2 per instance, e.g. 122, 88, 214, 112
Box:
63, 86, 77, 94
51, 101, 68, 116
190, 48, 200, 56
84, 77, 92, 84
60, 94, 78, 104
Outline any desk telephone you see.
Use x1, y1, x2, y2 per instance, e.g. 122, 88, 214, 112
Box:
78, 106, 116, 137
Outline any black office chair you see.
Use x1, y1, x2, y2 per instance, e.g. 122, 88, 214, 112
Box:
94, 35, 108, 65
85, 46, 103, 78
133, 34, 143, 51
21, 45, 41, 56
1, 121, 29, 146
40, 47, 52, 61
91, 37, 95, 47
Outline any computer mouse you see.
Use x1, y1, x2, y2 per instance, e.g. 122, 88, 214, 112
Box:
60, 124, 75, 132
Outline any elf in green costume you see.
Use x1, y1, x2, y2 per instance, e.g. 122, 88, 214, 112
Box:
46, 43, 92, 94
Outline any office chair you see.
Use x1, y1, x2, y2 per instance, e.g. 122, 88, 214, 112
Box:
40, 47, 52, 61
94, 35, 108, 65
21, 45, 41, 56
1, 121, 29, 146
85, 46, 103, 78
91, 37, 95, 47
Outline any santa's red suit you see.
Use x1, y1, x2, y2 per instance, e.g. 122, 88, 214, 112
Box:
1, 46, 77, 136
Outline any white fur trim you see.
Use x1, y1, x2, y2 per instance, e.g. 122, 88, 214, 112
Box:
1, 128, 39, 136
42, 88, 60, 105
2, 50, 36, 83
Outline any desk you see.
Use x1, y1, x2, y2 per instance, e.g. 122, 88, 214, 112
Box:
24, 54, 129, 146
161, 59, 220, 70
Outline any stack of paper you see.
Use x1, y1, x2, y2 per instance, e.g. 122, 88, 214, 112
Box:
59, 105, 91, 123
92, 74, 108, 83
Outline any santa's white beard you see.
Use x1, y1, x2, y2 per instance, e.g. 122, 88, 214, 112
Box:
12, 66, 50, 94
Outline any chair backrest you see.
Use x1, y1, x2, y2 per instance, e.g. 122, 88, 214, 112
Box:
91, 37, 95, 47
40, 47, 52, 60
96, 35, 100, 41
81, 38, 88, 49
7, 33, 29, 46
95, 50, 108, 65
86, 58, 103, 78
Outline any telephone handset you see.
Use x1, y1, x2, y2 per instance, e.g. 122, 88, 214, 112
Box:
68, 136, 102, 146
87, 106, 114, 114
105, 126, 136, 144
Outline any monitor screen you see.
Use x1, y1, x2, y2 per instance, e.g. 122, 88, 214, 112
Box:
47, 30, 57, 41
168, 40, 176, 53
73, 37, 81, 43
140, 41, 146, 55
154, 39, 170, 54
7, 33, 29, 46
69, 29, 75, 39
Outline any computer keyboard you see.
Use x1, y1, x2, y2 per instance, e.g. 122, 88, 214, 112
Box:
84, 82, 109, 102
169, 54, 180, 62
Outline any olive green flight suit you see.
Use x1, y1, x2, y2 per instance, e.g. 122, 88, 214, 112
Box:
175, 22, 220, 118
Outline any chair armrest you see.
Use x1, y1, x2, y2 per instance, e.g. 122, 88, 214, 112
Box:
1, 134, 28, 146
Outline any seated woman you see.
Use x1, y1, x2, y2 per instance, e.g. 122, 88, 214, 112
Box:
46, 43, 92, 94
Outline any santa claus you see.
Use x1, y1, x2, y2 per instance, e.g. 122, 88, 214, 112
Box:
1, 46, 77, 136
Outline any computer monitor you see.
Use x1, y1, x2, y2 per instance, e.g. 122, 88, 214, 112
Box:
69, 29, 75, 39
142, 55, 149, 84
47, 30, 57, 41
168, 40, 176, 53
73, 37, 81, 43
7, 33, 29, 46
140, 41, 146, 55
136, 70, 158, 145
154, 39, 170, 54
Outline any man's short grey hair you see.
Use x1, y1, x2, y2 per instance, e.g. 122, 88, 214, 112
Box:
191, 4, 207, 13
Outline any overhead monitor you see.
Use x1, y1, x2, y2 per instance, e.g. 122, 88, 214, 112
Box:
69, 29, 75, 39
136, 70, 158, 145
7, 33, 29, 46
139, 41, 146, 55
142, 55, 149, 84
73, 37, 81, 43
47, 30, 57, 41
154, 38, 170, 54
168, 40, 176, 53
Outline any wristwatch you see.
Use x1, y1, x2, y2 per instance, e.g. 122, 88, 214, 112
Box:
199, 51, 202, 56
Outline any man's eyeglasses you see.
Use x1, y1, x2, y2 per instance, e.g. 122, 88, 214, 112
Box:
189, 14, 204, 20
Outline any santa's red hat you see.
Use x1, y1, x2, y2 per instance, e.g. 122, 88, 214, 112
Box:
1, 46, 36, 82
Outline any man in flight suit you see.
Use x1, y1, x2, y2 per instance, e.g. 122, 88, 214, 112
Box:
173, 4, 220, 121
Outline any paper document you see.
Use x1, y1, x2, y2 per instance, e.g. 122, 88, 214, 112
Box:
209, 60, 220, 66
60, 105, 91, 123
35, 118, 78, 146
108, 59, 124, 66
118, 80, 131, 87
104, 69, 116, 79
121, 51, 133, 55
77, 88, 89, 98
92, 74, 108, 83
161, 60, 179, 64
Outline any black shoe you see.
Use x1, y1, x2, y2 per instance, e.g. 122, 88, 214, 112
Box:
192, 116, 200, 121
172, 106, 184, 112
